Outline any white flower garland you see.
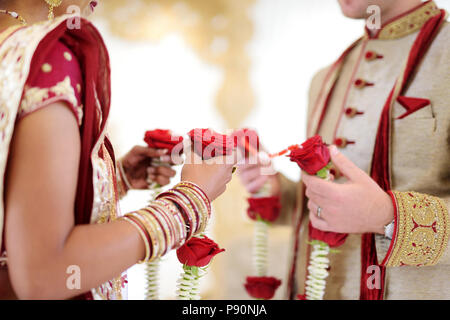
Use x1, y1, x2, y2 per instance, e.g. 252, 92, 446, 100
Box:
304, 167, 337, 300
251, 181, 272, 277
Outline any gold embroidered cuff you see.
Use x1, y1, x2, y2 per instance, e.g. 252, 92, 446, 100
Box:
382, 191, 449, 267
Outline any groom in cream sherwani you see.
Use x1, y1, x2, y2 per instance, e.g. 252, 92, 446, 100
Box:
238, 0, 449, 300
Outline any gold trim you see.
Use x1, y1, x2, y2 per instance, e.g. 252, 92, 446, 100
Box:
377, 1, 441, 40
20, 76, 84, 125
386, 191, 449, 267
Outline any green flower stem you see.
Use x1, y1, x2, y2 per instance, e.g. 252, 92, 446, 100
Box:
144, 259, 160, 300
304, 165, 333, 300
176, 265, 207, 300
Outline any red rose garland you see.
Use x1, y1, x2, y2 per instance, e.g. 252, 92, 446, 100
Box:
177, 235, 225, 267
287, 135, 347, 300
144, 129, 184, 192
176, 235, 225, 300
144, 129, 184, 152
188, 128, 236, 159
244, 276, 281, 300
247, 197, 281, 222
234, 129, 282, 300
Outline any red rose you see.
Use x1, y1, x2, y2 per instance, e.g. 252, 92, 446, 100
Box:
188, 128, 236, 159
308, 221, 347, 248
247, 196, 281, 222
144, 129, 183, 152
232, 128, 260, 158
176, 235, 225, 267
244, 276, 282, 300
288, 135, 330, 175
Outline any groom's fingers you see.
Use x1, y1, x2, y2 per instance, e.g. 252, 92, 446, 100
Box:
302, 172, 339, 199
246, 175, 269, 194
238, 165, 265, 182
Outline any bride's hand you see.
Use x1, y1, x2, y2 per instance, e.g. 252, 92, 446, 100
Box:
181, 152, 237, 201
120, 146, 176, 189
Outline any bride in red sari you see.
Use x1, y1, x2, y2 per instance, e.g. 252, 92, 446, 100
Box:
0, 0, 235, 299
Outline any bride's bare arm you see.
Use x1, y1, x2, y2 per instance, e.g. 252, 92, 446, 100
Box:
4, 101, 235, 300
4, 102, 144, 299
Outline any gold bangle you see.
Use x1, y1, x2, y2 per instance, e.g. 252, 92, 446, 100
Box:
144, 206, 173, 255
138, 209, 167, 258
159, 190, 198, 236
129, 211, 161, 261
117, 159, 132, 191
159, 194, 196, 240
154, 199, 187, 248
121, 216, 150, 263
152, 201, 179, 249
178, 187, 209, 234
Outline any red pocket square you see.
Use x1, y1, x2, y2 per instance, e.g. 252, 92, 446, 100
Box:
396, 96, 431, 119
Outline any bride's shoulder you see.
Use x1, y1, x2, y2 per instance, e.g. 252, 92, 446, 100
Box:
18, 38, 84, 126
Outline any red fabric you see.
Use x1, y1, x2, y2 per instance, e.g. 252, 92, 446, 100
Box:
396, 96, 431, 119
244, 276, 282, 300
176, 235, 225, 267
26, 18, 112, 300
144, 129, 183, 151
247, 196, 281, 222
20, 41, 83, 122
360, 10, 446, 300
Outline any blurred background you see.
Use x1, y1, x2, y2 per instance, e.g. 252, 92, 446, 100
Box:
91, 0, 450, 299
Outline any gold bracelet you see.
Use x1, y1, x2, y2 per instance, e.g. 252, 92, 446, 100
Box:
117, 159, 133, 191
161, 190, 199, 235
138, 209, 167, 258
128, 211, 161, 261
121, 216, 150, 263
177, 186, 209, 234
154, 199, 186, 248
144, 206, 173, 255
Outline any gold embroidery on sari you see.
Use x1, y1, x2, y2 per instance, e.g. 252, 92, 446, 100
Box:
20, 76, 84, 125
91, 142, 125, 300
386, 191, 449, 267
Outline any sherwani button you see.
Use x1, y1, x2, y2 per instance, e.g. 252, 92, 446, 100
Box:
345, 107, 364, 118
354, 78, 374, 88
334, 137, 355, 148
365, 51, 383, 61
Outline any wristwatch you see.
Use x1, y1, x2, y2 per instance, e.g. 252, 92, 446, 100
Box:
384, 220, 395, 240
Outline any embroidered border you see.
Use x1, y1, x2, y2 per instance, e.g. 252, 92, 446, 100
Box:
377, 1, 441, 40
384, 191, 449, 267
20, 76, 83, 125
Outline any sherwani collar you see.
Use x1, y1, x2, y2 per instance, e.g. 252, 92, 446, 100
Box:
365, 1, 441, 40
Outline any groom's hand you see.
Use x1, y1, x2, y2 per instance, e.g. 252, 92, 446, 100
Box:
303, 145, 394, 234
237, 152, 280, 195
